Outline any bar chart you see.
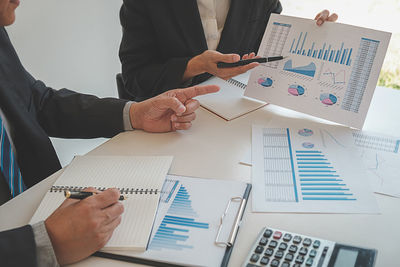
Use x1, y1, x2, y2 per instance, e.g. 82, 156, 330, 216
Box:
289, 31, 353, 66
296, 150, 356, 201
149, 184, 209, 251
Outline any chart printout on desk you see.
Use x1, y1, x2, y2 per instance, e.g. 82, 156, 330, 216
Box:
245, 14, 391, 129
251, 122, 379, 214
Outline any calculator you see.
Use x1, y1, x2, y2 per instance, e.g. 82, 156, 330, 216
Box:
243, 227, 377, 267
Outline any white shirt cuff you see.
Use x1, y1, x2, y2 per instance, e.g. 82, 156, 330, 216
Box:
32, 221, 59, 267
123, 101, 135, 131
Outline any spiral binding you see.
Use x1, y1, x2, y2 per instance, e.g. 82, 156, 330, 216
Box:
227, 78, 247, 90
49, 185, 158, 194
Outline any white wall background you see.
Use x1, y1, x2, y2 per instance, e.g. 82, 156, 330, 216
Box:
6, 0, 124, 166
7, 0, 122, 97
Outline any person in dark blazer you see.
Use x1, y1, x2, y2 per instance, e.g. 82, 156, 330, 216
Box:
119, 0, 338, 101
0, 0, 219, 266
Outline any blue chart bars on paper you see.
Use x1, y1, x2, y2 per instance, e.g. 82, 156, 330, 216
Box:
289, 32, 353, 66
149, 184, 209, 251
296, 150, 356, 201
262, 128, 356, 203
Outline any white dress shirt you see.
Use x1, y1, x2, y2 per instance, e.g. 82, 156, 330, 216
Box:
197, 0, 231, 50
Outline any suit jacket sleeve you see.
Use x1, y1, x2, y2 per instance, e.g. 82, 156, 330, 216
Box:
119, 0, 191, 101
0, 225, 37, 267
30, 78, 128, 139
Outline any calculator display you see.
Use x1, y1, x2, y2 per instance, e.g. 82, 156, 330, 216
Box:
333, 248, 358, 267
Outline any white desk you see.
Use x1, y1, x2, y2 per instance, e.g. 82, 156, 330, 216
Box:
0, 86, 399, 267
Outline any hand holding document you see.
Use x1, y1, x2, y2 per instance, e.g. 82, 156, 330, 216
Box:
245, 14, 391, 128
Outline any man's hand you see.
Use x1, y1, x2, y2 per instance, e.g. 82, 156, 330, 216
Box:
129, 85, 219, 132
314, 10, 338, 26
45, 188, 124, 265
183, 50, 259, 81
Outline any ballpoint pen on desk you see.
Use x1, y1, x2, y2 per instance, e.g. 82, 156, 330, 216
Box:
217, 56, 288, 68
64, 190, 128, 201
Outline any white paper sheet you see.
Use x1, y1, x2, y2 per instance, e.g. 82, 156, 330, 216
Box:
251, 120, 379, 213
196, 72, 266, 121
245, 14, 391, 129
352, 131, 400, 198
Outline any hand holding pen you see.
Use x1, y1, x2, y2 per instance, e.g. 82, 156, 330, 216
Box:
64, 190, 128, 201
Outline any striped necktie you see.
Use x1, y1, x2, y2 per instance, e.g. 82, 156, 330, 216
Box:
0, 115, 26, 198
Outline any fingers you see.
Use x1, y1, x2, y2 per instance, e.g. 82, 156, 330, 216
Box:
102, 202, 124, 225
172, 122, 192, 130
220, 62, 259, 79
102, 215, 122, 233
315, 10, 338, 26
215, 53, 241, 63
171, 113, 196, 123
156, 96, 186, 115
242, 52, 256, 60
327, 13, 338, 22
86, 188, 121, 209
183, 99, 200, 114
173, 84, 220, 101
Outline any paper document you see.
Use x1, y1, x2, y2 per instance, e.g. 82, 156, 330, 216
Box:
196, 72, 266, 120
352, 131, 400, 198
251, 121, 379, 213
101, 175, 249, 267
245, 14, 391, 128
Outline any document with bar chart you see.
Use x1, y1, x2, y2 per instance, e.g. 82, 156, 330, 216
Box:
251, 122, 379, 213
245, 14, 391, 129
100, 175, 250, 267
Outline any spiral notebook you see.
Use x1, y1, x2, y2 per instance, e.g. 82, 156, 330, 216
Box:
195, 72, 267, 121
30, 155, 173, 251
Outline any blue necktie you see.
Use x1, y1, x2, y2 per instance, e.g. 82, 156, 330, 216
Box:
0, 115, 26, 198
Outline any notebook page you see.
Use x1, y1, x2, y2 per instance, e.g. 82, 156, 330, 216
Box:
195, 73, 266, 121
30, 155, 173, 251
53, 155, 172, 190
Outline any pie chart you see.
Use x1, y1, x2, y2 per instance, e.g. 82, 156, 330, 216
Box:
320, 93, 338, 105
288, 85, 305, 96
258, 77, 273, 87
302, 142, 315, 148
298, 129, 313, 137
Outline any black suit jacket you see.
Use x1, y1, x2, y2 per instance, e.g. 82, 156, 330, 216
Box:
119, 0, 282, 101
0, 27, 128, 266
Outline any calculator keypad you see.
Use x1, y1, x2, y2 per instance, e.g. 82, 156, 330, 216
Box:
243, 227, 335, 267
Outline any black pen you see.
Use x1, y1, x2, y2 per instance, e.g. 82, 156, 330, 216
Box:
64, 190, 128, 201
217, 56, 287, 68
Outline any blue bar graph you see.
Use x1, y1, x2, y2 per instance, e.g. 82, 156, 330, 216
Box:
296, 150, 356, 201
289, 32, 353, 66
149, 185, 210, 251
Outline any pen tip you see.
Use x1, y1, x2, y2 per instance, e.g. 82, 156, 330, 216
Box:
64, 190, 71, 198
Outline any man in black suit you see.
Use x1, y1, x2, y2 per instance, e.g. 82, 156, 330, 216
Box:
119, 0, 338, 101
0, 0, 219, 266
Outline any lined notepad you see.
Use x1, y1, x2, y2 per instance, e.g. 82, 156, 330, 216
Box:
195, 72, 267, 121
30, 155, 173, 251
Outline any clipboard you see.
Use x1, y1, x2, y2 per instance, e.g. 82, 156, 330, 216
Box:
94, 175, 252, 267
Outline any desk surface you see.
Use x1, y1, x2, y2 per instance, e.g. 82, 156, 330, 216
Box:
0, 86, 399, 267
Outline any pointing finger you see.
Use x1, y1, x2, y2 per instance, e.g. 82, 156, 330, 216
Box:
175, 85, 220, 100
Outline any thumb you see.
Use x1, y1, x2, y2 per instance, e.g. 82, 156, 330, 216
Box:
156, 96, 186, 115
216, 53, 240, 63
